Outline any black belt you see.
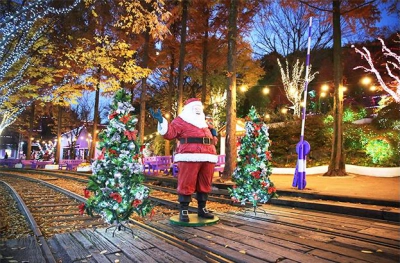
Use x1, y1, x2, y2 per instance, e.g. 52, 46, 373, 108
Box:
179, 137, 212, 145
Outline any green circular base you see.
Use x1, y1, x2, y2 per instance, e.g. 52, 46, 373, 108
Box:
169, 214, 219, 227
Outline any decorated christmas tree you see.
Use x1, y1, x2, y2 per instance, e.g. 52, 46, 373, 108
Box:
80, 89, 152, 226
229, 106, 278, 210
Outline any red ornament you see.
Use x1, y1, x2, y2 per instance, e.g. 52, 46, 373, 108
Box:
251, 170, 261, 179
83, 188, 90, 198
120, 115, 130, 124
109, 112, 118, 120
265, 151, 272, 161
108, 149, 118, 156
268, 187, 276, 194
149, 208, 156, 219
124, 130, 137, 140
110, 192, 122, 203
132, 199, 142, 207
78, 203, 85, 215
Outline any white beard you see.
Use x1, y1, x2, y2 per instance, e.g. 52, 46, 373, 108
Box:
179, 107, 208, 128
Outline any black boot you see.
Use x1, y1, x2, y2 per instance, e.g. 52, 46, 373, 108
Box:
196, 193, 214, 219
178, 195, 192, 222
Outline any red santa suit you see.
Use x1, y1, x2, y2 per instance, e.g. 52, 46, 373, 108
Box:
157, 99, 218, 195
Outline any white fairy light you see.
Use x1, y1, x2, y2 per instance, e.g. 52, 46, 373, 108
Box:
353, 35, 400, 103
0, 0, 82, 135
277, 58, 318, 117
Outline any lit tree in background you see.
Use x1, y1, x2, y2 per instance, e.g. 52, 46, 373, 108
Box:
0, 0, 81, 134
81, 89, 152, 230
353, 34, 400, 103
277, 58, 318, 116
229, 106, 277, 211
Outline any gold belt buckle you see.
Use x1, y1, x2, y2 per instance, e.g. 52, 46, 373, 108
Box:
203, 137, 210, 145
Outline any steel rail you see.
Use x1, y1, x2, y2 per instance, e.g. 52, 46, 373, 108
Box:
0, 180, 57, 263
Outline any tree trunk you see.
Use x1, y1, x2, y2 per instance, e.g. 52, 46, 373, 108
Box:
165, 52, 176, 156
324, 0, 346, 176
139, 30, 150, 144
90, 83, 100, 161
26, 102, 35, 160
221, 0, 238, 180
201, 6, 210, 105
177, 0, 188, 114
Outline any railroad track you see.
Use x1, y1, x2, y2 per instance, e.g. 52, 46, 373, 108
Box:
0, 171, 234, 262
0, 175, 106, 238
1, 169, 399, 258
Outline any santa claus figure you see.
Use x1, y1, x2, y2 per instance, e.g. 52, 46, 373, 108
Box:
150, 98, 218, 222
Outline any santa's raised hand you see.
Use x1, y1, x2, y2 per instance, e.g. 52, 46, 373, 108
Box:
149, 108, 163, 123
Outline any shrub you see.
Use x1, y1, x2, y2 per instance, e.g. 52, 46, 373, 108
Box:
365, 138, 395, 164
372, 102, 400, 130
343, 106, 368, 123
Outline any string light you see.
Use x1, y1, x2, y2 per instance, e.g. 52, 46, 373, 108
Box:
277, 58, 318, 116
353, 38, 400, 103
1, 0, 82, 134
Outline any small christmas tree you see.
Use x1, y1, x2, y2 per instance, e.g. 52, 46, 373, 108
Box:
229, 106, 277, 210
80, 89, 152, 227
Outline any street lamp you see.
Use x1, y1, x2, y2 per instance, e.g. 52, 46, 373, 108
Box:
321, 84, 329, 92
239, 84, 248, 93
361, 76, 372, 86
319, 83, 333, 113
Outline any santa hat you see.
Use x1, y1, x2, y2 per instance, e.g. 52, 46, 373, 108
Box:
184, 98, 202, 109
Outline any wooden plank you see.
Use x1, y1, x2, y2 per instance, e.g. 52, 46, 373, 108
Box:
223, 213, 336, 242
358, 227, 400, 240
178, 226, 285, 262
146, 221, 198, 240
206, 224, 312, 252
188, 236, 267, 263
79, 229, 121, 254
308, 249, 367, 263
187, 225, 332, 263
331, 236, 400, 257
71, 231, 113, 262
47, 237, 71, 263
225, 212, 400, 246
129, 225, 207, 262
237, 208, 369, 232
257, 204, 389, 229
239, 224, 398, 263
106, 252, 135, 263
207, 224, 317, 260
96, 226, 154, 250
95, 228, 158, 263
141, 247, 185, 263
53, 233, 91, 262
0, 236, 46, 263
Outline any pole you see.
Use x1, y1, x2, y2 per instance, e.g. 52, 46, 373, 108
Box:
292, 17, 312, 190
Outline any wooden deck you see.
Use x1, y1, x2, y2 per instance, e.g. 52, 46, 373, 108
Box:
1, 206, 399, 262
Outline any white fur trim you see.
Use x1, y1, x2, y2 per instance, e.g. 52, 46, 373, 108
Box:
184, 101, 202, 109
174, 153, 218, 163
158, 117, 168, 135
